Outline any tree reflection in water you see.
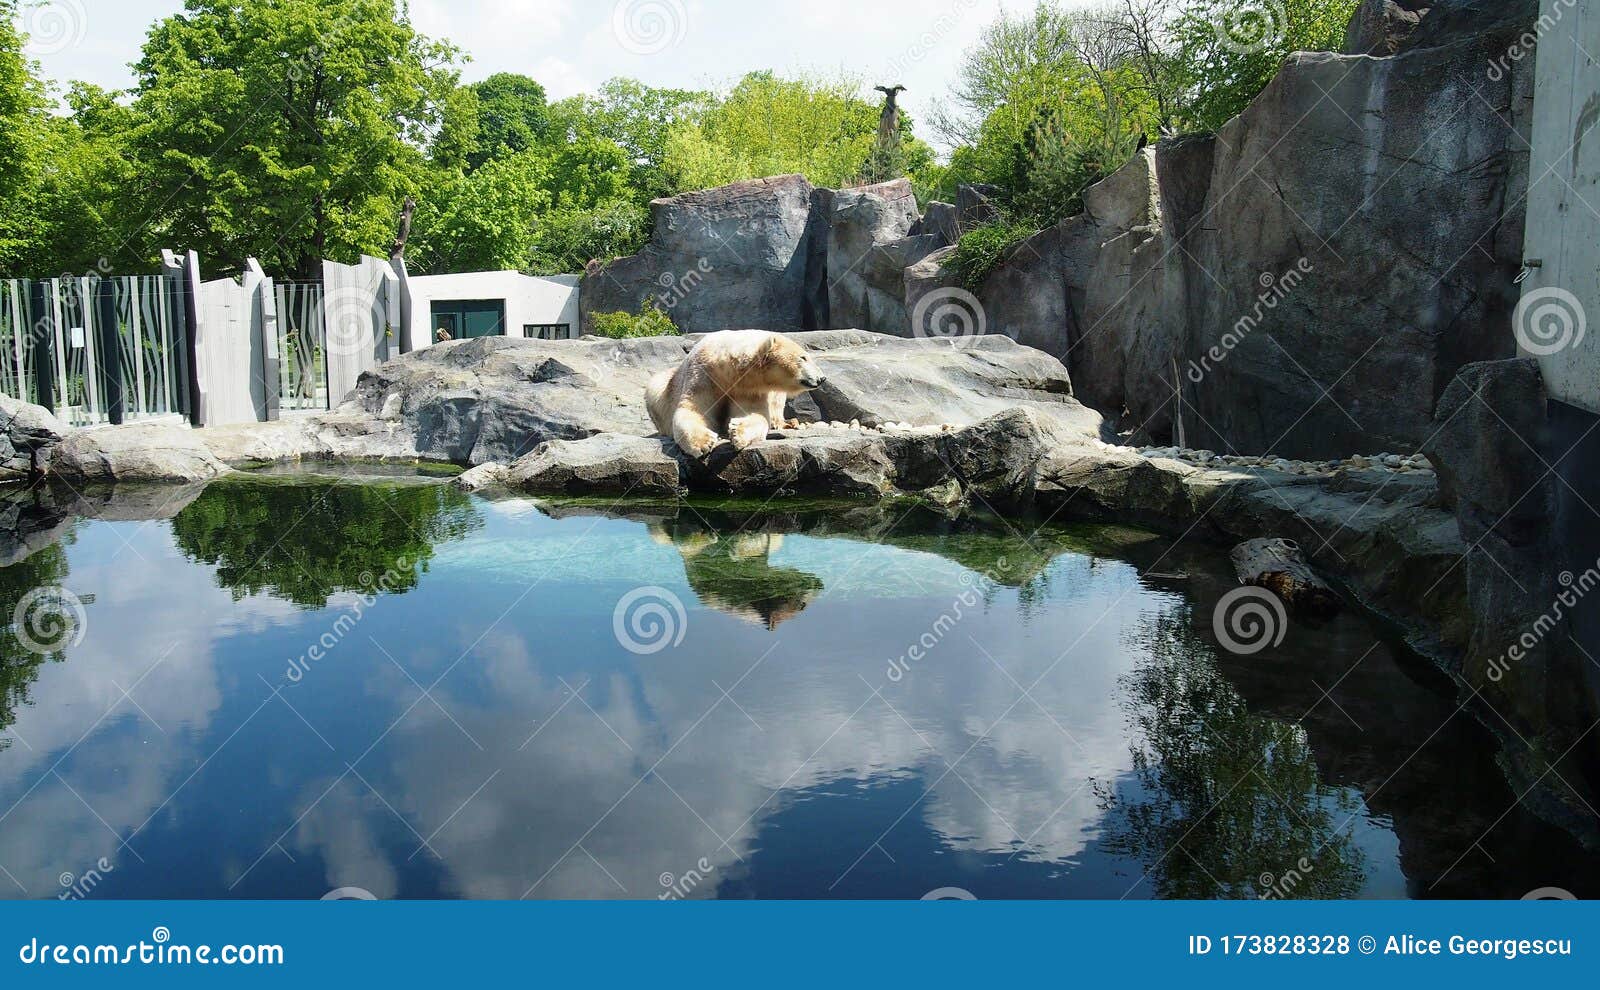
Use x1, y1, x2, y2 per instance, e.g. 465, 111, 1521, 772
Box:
1098, 609, 1366, 899
0, 532, 76, 743
169, 478, 482, 608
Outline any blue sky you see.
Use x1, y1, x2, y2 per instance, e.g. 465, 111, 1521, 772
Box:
15, 0, 1079, 149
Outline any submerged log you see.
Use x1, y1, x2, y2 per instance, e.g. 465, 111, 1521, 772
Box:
1229, 538, 1341, 617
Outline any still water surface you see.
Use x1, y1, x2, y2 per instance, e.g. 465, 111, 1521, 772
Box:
1, 477, 1595, 899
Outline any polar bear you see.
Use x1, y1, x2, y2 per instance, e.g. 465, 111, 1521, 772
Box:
645, 330, 825, 457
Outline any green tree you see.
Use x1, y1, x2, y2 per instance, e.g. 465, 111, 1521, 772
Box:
527, 199, 649, 274
549, 78, 711, 199
0, 1, 47, 272
12, 84, 147, 276
1172, 0, 1360, 131
661, 71, 934, 192
466, 72, 548, 170
413, 150, 550, 273
130, 0, 471, 277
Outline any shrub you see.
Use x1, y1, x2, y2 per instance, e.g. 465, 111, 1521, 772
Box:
589, 305, 681, 339
942, 219, 1036, 293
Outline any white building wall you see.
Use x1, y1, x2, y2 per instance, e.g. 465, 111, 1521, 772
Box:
403, 271, 580, 349
1521, 0, 1600, 415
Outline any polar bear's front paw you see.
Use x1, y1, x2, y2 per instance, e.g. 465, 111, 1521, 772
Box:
729, 416, 768, 451
678, 428, 720, 458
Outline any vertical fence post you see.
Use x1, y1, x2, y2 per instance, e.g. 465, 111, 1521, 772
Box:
182, 251, 204, 426
27, 279, 56, 413
93, 278, 124, 425
247, 258, 280, 422
160, 251, 193, 421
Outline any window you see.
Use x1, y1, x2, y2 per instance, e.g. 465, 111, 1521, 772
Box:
524, 324, 573, 340
430, 300, 505, 340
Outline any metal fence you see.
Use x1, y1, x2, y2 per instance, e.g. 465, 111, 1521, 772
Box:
0, 275, 191, 426
273, 281, 329, 412
4, 252, 408, 428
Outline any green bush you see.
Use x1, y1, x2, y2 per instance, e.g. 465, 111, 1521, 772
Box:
942, 219, 1036, 293
589, 306, 681, 338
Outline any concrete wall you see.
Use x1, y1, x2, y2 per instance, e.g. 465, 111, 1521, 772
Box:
403, 271, 580, 349
323, 255, 398, 406
1521, 0, 1600, 415
193, 267, 271, 426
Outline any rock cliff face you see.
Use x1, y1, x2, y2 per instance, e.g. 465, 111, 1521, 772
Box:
581, 174, 820, 334
578, 1, 1536, 463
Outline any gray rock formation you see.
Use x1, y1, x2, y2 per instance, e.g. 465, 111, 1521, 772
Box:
1344, 0, 1432, 55
826, 178, 922, 333
268, 331, 1106, 469
505, 408, 1049, 503
48, 424, 232, 485
1, 395, 68, 482
1420, 358, 1598, 833
580, 174, 819, 334
564, 3, 1535, 464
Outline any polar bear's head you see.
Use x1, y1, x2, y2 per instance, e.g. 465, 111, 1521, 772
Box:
755, 333, 825, 395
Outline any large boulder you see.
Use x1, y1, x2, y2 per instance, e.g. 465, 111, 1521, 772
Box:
580, 174, 818, 334
1, 395, 68, 482
826, 178, 923, 333
1344, 0, 1432, 55
1423, 358, 1548, 543
504, 408, 1050, 503
308, 331, 1104, 468
48, 424, 232, 484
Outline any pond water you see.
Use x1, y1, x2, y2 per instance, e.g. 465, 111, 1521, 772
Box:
2, 477, 1597, 900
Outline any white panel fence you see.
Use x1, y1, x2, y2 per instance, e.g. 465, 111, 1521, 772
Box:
2, 252, 572, 429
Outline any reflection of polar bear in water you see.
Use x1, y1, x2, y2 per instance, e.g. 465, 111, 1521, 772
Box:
645, 330, 825, 457
648, 524, 823, 630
